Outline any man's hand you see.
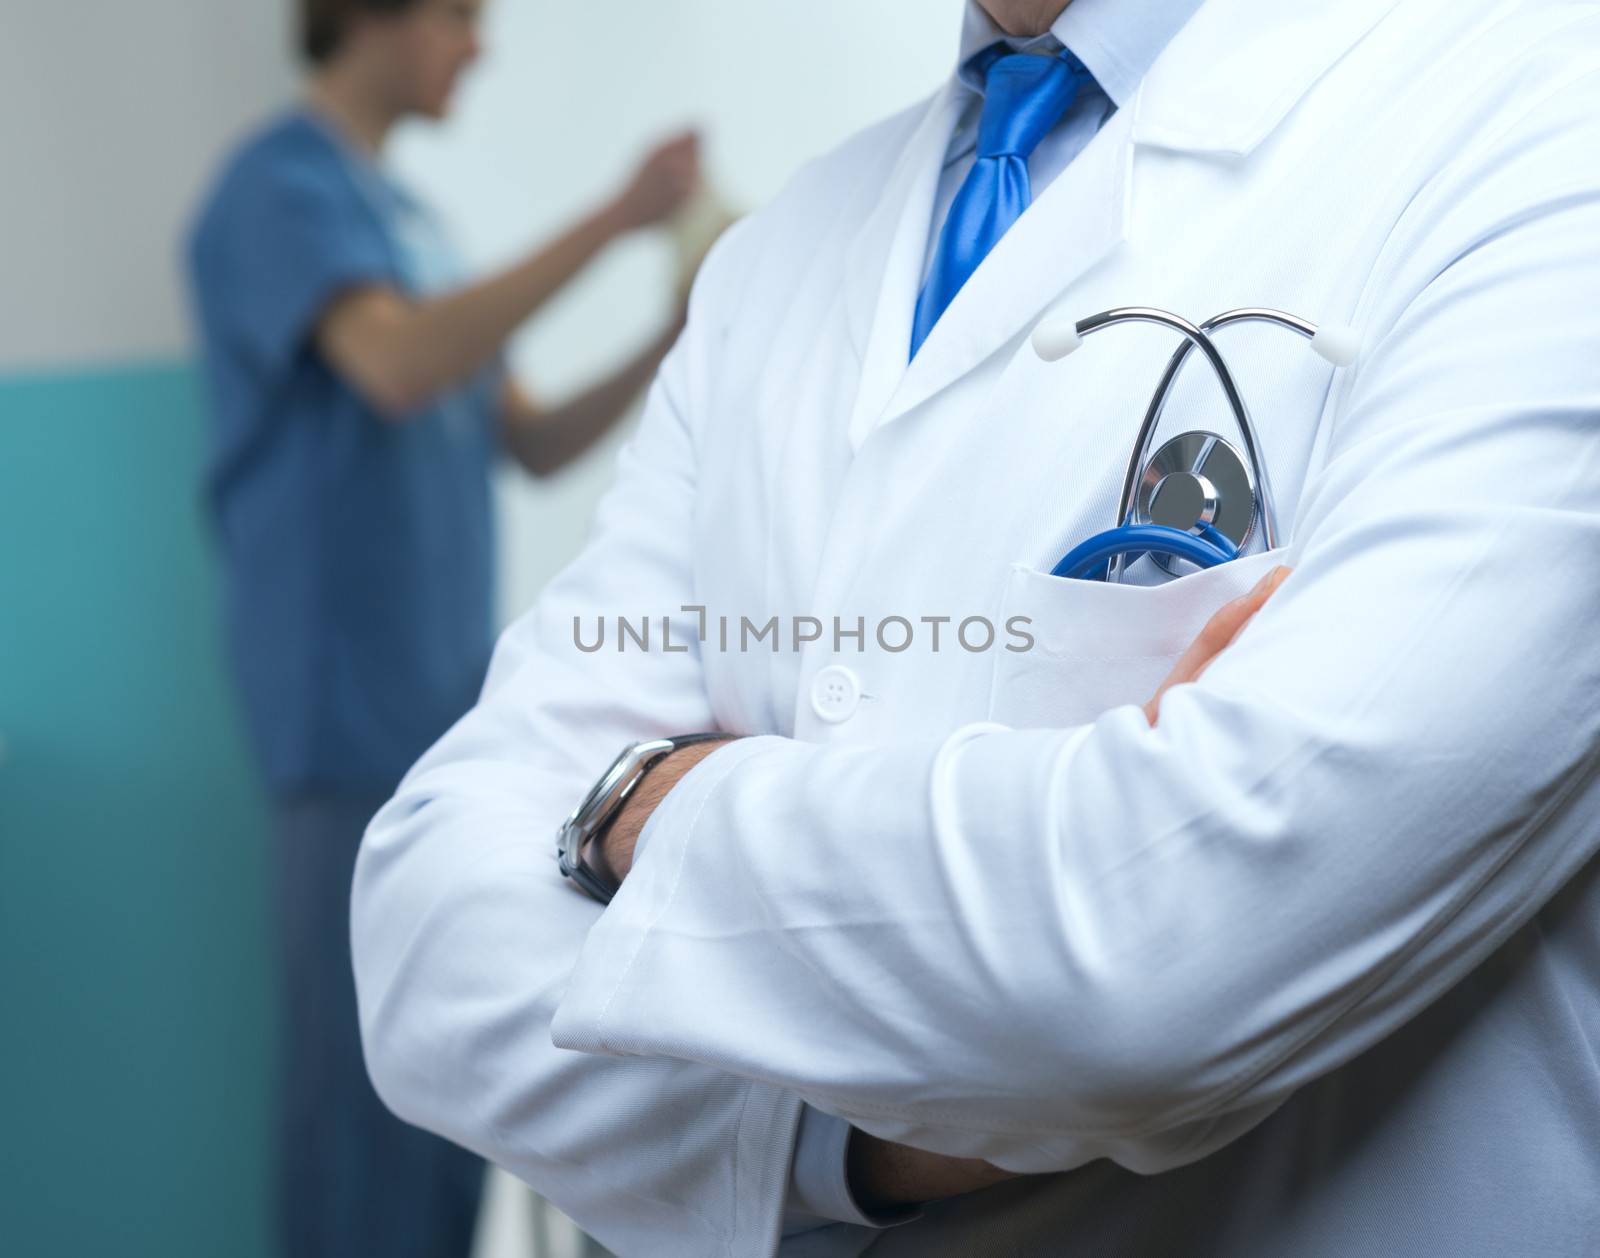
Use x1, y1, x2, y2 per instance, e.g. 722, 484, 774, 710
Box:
1143, 565, 1291, 726
600, 736, 734, 883
848, 1128, 1023, 1212
609, 131, 702, 233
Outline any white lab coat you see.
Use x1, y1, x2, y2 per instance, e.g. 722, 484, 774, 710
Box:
352, 1, 1600, 1254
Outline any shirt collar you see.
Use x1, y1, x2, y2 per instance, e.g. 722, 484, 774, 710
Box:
957, 0, 1208, 107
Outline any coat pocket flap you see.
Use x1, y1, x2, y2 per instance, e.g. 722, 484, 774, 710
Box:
991, 550, 1287, 728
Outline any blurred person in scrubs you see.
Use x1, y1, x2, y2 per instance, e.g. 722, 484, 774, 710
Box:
185, 1, 699, 1253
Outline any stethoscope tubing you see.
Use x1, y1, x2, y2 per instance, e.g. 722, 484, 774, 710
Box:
1050, 521, 1239, 581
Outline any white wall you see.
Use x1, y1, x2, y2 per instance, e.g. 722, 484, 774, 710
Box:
0, 0, 297, 371
388, 0, 966, 621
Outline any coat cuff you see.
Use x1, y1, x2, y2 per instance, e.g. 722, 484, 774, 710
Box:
553, 734, 790, 1046
784, 1105, 922, 1236
552, 736, 802, 1254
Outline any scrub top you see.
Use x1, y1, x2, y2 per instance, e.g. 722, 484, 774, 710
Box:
187, 110, 502, 795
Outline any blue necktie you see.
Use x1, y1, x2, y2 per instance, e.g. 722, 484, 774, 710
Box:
911, 48, 1093, 359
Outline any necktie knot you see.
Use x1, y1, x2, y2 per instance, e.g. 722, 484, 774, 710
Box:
977, 51, 1087, 159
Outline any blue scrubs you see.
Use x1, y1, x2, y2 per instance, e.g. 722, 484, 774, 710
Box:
190, 109, 499, 795
187, 110, 494, 1256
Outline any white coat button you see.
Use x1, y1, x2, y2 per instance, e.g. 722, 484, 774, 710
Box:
810, 665, 862, 723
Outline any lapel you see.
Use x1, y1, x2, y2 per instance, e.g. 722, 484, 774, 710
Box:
841, 0, 1408, 449
883, 99, 1135, 435
844, 82, 968, 452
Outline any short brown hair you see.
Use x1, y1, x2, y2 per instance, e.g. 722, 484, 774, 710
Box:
299, 0, 422, 65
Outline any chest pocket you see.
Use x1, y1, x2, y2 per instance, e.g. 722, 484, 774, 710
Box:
988, 548, 1287, 729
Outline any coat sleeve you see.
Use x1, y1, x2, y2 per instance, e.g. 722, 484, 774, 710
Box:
350, 219, 813, 1257
550, 72, 1600, 1173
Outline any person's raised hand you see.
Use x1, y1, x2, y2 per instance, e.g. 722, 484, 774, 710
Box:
1143, 566, 1292, 726
611, 130, 702, 232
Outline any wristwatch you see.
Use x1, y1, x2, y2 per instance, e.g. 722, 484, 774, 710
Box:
557, 733, 723, 904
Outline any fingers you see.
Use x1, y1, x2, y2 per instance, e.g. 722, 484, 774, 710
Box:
1202, 565, 1292, 666
627, 131, 703, 225
1143, 565, 1292, 725
649, 130, 702, 179
1168, 565, 1287, 686
1203, 563, 1292, 672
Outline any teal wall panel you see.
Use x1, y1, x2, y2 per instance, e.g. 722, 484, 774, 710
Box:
0, 362, 274, 1258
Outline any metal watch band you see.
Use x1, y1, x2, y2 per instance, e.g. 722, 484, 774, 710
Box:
566, 841, 624, 906
557, 733, 723, 905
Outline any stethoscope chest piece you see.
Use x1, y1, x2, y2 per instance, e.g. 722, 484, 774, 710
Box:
1135, 431, 1256, 574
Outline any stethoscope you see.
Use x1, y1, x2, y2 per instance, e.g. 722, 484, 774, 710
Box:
1030, 308, 1361, 582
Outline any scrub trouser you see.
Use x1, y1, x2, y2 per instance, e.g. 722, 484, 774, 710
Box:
273, 791, 484, 1258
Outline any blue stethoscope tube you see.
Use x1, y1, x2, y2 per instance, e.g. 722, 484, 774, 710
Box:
1051, 522, 1238, 581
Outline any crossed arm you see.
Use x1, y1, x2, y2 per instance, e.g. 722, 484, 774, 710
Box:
547, 253, 1600, 1189
592, 568, 1292, 1208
